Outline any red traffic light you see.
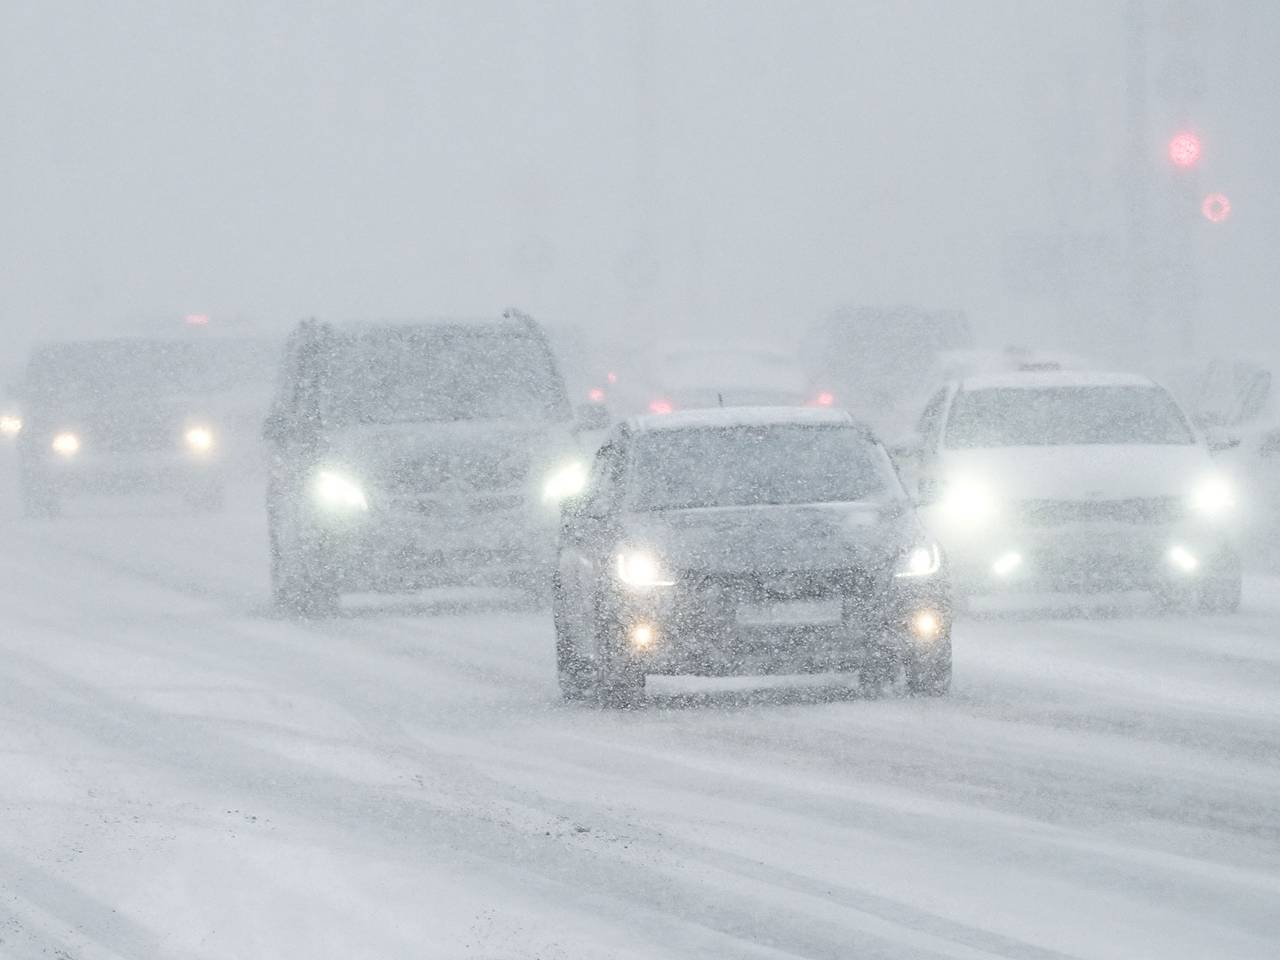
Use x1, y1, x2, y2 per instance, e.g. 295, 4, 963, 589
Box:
1168, 131, 1202, 168
1202, 192, 1231, 223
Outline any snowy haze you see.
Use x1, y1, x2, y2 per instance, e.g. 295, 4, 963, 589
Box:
3, 1, 1279, 357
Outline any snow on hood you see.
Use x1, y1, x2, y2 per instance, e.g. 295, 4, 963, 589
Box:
937, 443, 1215, 501
619, 499, 915, 576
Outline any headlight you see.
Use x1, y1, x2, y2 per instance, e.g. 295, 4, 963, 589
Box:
0, 415, 21, 436
1190, 474, 1234, 518
542, 460, 587, 503
615, 550, 675, 588
51, 432, 80, 456
184, 426, 215, 453
939, 477, 999, 528
894, 543, 941, 578
313, 470, 368, 512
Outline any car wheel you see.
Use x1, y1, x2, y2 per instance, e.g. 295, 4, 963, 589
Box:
269, 513, 339, 618
905, 638, 952, 697
593, 604, 645, 709
554, 577, 594, 702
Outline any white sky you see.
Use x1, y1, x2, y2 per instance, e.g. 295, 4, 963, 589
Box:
2, 0, 1277, 361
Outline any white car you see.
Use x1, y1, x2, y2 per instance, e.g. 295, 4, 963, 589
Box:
896, 370, 1242, 611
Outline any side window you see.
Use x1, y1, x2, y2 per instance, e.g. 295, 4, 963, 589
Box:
916, 388, 949, 450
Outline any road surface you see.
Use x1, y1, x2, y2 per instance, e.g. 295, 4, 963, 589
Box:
2, 475, 1278, 959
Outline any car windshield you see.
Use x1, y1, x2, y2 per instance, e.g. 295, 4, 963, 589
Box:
628, 424, 893, 511
325, 327, 569, 424
944, 385, 1195, 447
26, 339, 274, 407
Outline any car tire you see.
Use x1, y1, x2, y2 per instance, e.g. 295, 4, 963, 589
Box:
593, 603, 645, 709
269, 512, 340, 618
554, 577, 594, 702
905, 638, 952, 697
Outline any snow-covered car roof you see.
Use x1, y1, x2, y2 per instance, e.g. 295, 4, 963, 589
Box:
959, 370, 1157, 391
628, 406, 859, 434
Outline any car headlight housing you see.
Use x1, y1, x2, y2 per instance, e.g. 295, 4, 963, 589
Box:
894, 542, 942, 578
615, 550, 676, 588
313, 469, 368, 512
1190, 474, 1235, 519
939, 476, 999, 528
184, 425, 215, 453
51, 432, 80, 456
542, 460, 587, 503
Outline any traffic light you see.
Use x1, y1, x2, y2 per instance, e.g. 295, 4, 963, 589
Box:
1201, 192, 1230, 223
1168, 131, 1201, 168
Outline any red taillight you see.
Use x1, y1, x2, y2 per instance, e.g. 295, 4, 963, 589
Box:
815, 391, 835, 407
588, 387, 606, 403
648, 399, 673, 415
606, 371, 618, 384
184, 313, 210, 326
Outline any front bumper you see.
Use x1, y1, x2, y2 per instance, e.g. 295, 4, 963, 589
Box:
602, 570, 950, 677
26, 450, 223, 494
942, 521, 1238, 594
313, 503, 558, 591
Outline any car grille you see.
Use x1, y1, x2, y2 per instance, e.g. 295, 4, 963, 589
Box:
677, 568, 873, 605
92, 426, 173, 453
385, 450, 530, 497
1016, 496, 1185, 526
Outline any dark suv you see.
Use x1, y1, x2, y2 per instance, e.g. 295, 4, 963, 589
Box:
553, 407, 953, 707
264, 312, 586, 614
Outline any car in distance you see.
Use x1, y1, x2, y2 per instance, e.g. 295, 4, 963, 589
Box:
264, 312, 589, 615
16, 337, 249, 516
897, 370, 1243, 611
553, 407, 952, 707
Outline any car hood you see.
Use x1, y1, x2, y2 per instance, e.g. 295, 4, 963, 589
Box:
620, 499, 915, 576
322, 418, 581, 491
936, 444, 1215, 500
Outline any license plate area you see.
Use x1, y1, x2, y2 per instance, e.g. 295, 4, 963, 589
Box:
736, 598, 844, 625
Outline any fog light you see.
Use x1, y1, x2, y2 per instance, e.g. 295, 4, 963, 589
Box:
1167, 544, 1199, 573
992, 550, 1023, 577
910, 610, 942, 640
629, 623, 657, 649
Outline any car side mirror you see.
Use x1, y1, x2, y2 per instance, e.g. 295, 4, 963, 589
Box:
890, 434, 924, 462
914, 476, 941, 507
262, 409, 288, 446
1206, 433, 1241, 454
574, 402, 611, 433
1260, 430, 1280, 458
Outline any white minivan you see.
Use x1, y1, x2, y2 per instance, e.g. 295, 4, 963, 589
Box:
895, 370, 1242, 611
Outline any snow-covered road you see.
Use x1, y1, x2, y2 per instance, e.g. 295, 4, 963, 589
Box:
2, 475, 1278, 959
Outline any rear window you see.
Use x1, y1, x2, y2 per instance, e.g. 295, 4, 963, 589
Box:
324, 327, 570, 424
627, 424, 894, 511
945, 385, 1194, 448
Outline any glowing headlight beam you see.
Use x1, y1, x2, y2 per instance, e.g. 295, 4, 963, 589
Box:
542, 461, 587, 503
0, 415, 22, 436
51, 432, 80, 456
313, 470, 368, 511
940, 477, 999, 528
615, 551, 675, 588
1190, 475, 1235, 518
184, 426, 214, 453
894, 543, 941, 578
